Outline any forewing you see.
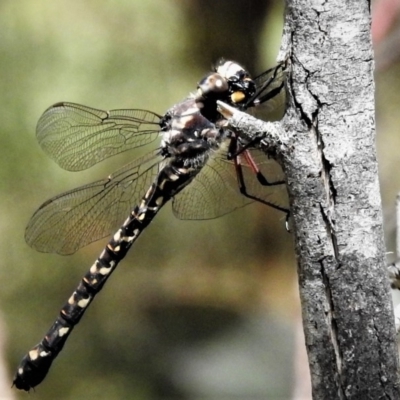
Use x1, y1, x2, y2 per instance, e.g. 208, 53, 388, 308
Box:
172, 142, 288, 220
36, 102, 162, 171
25, 150, 164, 255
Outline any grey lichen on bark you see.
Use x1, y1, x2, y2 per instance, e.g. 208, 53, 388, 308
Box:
219, 0, 400, 398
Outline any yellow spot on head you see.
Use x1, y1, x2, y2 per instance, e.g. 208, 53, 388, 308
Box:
231, 91, 246, 104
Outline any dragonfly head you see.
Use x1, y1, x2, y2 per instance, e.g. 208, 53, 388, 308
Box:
214, 59, 256, 107
195, 59, 256, 121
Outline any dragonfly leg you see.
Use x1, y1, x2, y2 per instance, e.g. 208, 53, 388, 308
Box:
233, 150, 289, 216
242, 149, 285, 187
228, 135, 285, 186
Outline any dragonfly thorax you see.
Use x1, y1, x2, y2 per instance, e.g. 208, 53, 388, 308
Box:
160, 98, 224, 165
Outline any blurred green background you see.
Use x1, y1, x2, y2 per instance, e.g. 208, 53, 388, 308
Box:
1, 1, 398, 399
1, 1, 296, 399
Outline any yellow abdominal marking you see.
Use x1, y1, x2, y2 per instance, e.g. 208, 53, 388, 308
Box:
28, 349, 39, 361
77, 297, 91, 308
58, 327, 70, 337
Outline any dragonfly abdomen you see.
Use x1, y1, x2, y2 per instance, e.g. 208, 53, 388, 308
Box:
13, 162, 197, 390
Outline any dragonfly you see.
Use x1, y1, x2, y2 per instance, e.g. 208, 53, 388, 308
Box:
13, 60, 288, 391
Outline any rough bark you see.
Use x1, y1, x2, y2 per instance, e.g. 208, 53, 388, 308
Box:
219, 0, 400, 398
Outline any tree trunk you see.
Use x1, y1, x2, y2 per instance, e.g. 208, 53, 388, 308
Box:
219, 0, 400, 398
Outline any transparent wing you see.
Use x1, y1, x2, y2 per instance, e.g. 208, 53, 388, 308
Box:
172, 141, 288, 220
36, 102, 162, 171
25, 150, 164, 255
249, 62, 287, 120
252, 62, 286, 104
